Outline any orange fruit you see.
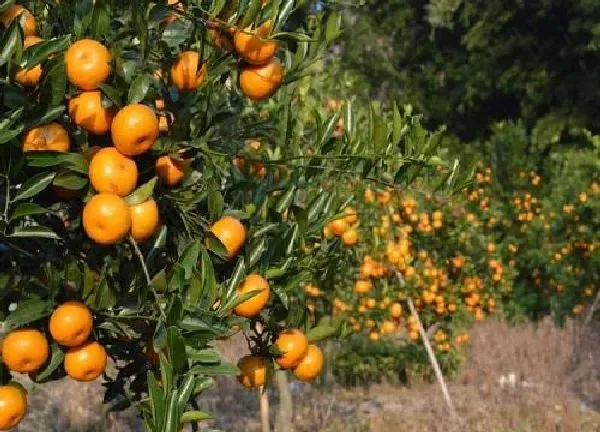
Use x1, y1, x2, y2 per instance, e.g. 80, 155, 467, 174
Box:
111, 104, 159, 156
234, 274, 270, 318
21, 122, 70, 152
2, 329, 49, 373
234, 20, 278, 65
170, 51, 208, 92
68, 91, 116, 135
65, 39, 111, 90
0, 385, 27, 430
155, 155, 189, 186
49, 302, 93, 347
0, 5, 36, 36
390, 303, 402, 319
208, 28, 235, 52
328, 218, 348, 236
354, 279, 372, 294
64, 341, 107, 382
239, 57, 283, 101
82, 193, 132, 244
274, 329, 308, 369
292, 344, 323, 382
343, 206, 358, 224
209, 216, 246, 258
88, 147, 138, 196
237, 355, 266, 389
342, 229, 358, 246
14, 36, 43, 87
130, 199, 160, 242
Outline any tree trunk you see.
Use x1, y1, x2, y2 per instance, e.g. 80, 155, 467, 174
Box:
276, 370, 293, 432
260, 387, 270, 432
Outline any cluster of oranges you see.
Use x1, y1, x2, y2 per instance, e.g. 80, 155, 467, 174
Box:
0, 302, 105, 429
237, 328, 324, 388
323, 206, 359, 246
206, 215, 326, 389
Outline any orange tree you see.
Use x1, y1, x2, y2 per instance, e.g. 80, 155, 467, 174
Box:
0, 0, 463, 429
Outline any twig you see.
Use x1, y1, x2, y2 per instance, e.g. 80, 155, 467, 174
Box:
129, 236, 166, 320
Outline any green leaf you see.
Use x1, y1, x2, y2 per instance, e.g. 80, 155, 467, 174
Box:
34, 342, 65, 382
274, 0, 295, 32
124, 177, 157, 206
178, 240, 200, 280
176, 373, 196, 415
186, 269, 202, 308
189, 362, 239, 376
185, 348, 220, 364
225, 257, 246, 298
41, 58, 68, 107
25, 152, 87, 173
8, 225, 60, 240
128, 73, 151, 104
0, 20, 20, 67
246, 237, 265, 269
325, 12, 342, 43
13, 172, 56, 201
147, 371, 166, 432
180, 411, 212, 423
164, 390, 180, 432
207, 182, 224, 221
21, 36, 70, 69
9, 202, 50, 221
167, 326, 187, 376
306, 323, 338, 342
52, 172, 88, 190
26, 106, 65, 127
97, 83, 123, 108
5, 298, 50, 329
200, 247, 218, 305
151, 269, 168, 293
91, 3, 110, 39
240, 0, 263, 28
274, 186, 296, 213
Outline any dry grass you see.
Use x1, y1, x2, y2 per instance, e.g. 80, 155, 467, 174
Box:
15, 319, 600, 432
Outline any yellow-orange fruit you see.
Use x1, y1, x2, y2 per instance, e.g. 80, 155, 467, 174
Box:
111, 104, 159, 156
274, 329, 308, 369
209, 216, 246, 258
88, 147, 138, 196
129, 199, 160, 242
49, 302, 93, 347
292, 344, 324, 382
64, 341, 107, 382
65, 39, 111, 90
239, 58, 283, 101
2, 329, 49, 373
237, 355, 266, 389
68, 91, 115, 135
234, 274, 270, 318
14, 36, 43, 86
21, 123, 70, 152
171, 51, 208, 92
82, 193, 132, 245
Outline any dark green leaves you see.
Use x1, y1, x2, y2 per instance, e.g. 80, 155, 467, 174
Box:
0, 20, 21, 67
13, 172, 56, 201
125, 177, 157, 205
4, 298, 51, 329
20, 36, 70, 69
128, 73, 151, 104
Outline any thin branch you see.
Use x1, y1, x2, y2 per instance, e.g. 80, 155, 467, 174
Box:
129, 236, 167, 320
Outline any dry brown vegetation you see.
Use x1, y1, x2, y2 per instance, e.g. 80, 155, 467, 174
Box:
15, 319, 600, 432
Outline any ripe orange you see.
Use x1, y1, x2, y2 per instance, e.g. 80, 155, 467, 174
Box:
292, 344, 323, 382
49, 302, 93, 347
343, 206, 358, 224
234, 20, 278, 65
0, 5, 36, 37
14, 36, 43, 87
65, 39, 111, 90
64, 341, 107, 382
2, 329, 49, 373
111, 104, 159, 156
170, 51, 208, 92
390, 302, 402, 319
129, 199, 160, 242
329, 218, 348, 236
82, 193, 132, 244
354, 279, 372, 294
88, 147, 138, 196
209, 216, 246, 258
342, 229, 358, 246
155, 155, 189, 186
68, 91, 116, 135
234, 274, 270, 318
239, 58, 283, 101
21, 122, 70, 152
0, 385, 27, 430
237, 355, 266, 389
274, 329, 308, 369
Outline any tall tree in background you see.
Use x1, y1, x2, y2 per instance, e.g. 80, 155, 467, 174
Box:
338, 0, 600, 141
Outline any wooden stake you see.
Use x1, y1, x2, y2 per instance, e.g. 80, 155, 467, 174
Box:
393, 269, 458, 420
407, 297, 458, 420
260, 386, 270, 432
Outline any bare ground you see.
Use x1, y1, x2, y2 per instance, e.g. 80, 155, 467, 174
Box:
15, 318, 600, 432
